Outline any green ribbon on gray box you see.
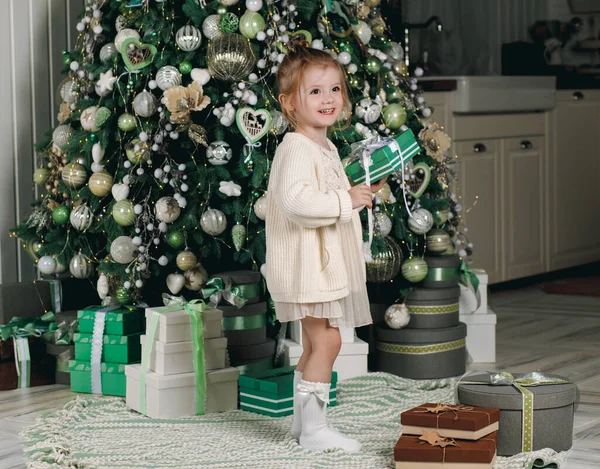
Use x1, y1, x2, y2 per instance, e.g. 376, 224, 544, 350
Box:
376, 338, 465, 355
424, 267, 460, 283
222, 314, 266, 331
201, 277, 247, 309
458, 371, 571, 453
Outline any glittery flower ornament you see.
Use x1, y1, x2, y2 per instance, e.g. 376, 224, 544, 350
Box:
219, 181, 242, 197
164, 81, 211, 124
419, 123, 451, 163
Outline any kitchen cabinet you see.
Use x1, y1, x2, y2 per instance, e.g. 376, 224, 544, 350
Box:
546, 90, 600, 271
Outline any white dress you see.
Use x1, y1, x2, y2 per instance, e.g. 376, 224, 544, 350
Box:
273, 135, 372, 329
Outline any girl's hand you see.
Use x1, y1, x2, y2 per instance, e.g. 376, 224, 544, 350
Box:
369, 176, 388, 193
348, 184, 373, 209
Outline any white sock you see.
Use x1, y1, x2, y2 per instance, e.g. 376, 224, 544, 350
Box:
297, 379, 362, 453
291, 370, 302, 440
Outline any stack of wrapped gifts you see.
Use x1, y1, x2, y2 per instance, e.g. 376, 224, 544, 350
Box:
395, 403, 500, 468
70, 305, 144, 396
125, 299, 239, 418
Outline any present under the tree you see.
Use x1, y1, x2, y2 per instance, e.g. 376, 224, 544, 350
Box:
139, 334, 227, 375
69, 359, 127, 396
46, 343, 74, 385
0, 280, 63, 324
394, 431, 498, 469
125, 364, 239, 418
345, 129, 420, 185
239, 366, 337, 417
221, 301, 268, 347
74, 332, 142, 364
78, 305, 144, 336
458, 372, 578, 456
205, 270, 263, 306
401, 403, 500, 440
0, 335, 55, 390
144, 305, 223, 343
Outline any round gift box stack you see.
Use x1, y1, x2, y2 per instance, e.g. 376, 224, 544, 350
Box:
405, 285, 460, 329
374, 322, 466, 379
422, 254, 462, 289
213, 271, 274, 373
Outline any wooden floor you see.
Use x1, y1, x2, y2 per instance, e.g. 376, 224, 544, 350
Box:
1, 283, 599, 468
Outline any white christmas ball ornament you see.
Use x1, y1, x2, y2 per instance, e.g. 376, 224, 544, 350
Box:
384, 304, 411, 329
38, 256, 57, 275
70, 205, 93, 231
114, 28, 140, 51
191, 68, 211, 86
133, 91, 158, 117
69, 253, 93, 279
206, 141, 232, 165
155, 196, 181, 223
200, 208, 227, 236
338, 51, 352, 65
408, 208, 434, 235
110, 236, 137, 264
246, 0, 263, 11
202, 15, 222, 40
375, 212, 393, 236
253, 194, 267, 220
355, 99, 381, 124
311, 39, 324, 50
52, 125, 73, 150
352, 21, 372, 45
155, 66, 182, 91
80, 106, 100, 132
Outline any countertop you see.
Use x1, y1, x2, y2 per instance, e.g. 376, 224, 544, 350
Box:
418, 74, 600, 92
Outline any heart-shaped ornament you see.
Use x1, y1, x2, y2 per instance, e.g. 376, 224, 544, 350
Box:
121, 38, 157, 71
406, 162, 431, 199
166, 273, 185, 295
191, 68, 211, 86
111, 183, 130, 201
92, 143, 105, 163
236, 107, 272, 144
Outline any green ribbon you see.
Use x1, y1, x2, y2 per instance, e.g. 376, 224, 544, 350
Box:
424, 267, 460, 282
1, 316, 57, 341
407, 303, 459, 315
376, 338, 465, 355
201, 277, 247, 309
459, 371, 571, 453
222, 314, 266, 331
237, 282, 260, 299
140, 295, 208, 416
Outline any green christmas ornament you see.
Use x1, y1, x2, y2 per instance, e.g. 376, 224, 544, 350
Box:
338, 42, 352, 53
116, 286, 132, 304
118, 113, 137, 132
348, 74, 364, 89
401, 257, 429, 283
179, 60, 193, 74
239, 11, 266, 39
365, 56, 382, 74
426, 228, 452, 255
382, 103, 407, 129
167, 231, 185, 249
33, 168, 49, 185
52, 205, 70, 225
121, 38, 157, 71
216, 4, 228, 15
125, 139, 151, 164
25, 239, 43, 261
220, 12, 239, 33
113, 199, 135, 226
231, 224, 246, 252
62, 52, 72, 65
388, 88, 406, 102
95, 107, 112, 128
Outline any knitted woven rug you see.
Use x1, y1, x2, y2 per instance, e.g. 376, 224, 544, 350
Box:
22, 373, 568, 469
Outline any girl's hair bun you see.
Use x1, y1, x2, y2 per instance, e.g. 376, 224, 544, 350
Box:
286, 37, 311, 54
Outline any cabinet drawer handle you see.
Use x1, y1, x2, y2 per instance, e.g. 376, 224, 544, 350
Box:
520, 140, 533, 149
572, 91, 585, 100
473, 143, 487, 153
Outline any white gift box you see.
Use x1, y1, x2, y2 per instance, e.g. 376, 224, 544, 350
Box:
460, 308, 497, 363
283, 337, 368, 381
287, 320, 355, 345
145, 305, 223, 343
125, 364, 239, 419
140, 334, 227, 375
459, 269, 489, 315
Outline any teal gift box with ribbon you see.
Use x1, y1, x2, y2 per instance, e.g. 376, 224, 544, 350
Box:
345, 129, 421, 185
69, 359, 126, 396
78, 305, 144, 336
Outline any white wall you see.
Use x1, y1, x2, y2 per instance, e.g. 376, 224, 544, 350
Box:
0, 0, 82, 283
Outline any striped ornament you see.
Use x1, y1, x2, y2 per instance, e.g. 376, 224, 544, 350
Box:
70, 205, 93, 231
61, 162, 88, 188
69, 253, 93, 279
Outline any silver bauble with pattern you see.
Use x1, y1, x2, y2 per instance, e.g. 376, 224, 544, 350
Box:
176, 25, 202, 52
202, 15, 222, 40
133, 91, 158, 117
155, 66, 182, 91
407, 208, 434, 235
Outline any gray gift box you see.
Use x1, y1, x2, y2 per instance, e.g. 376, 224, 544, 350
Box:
457, 372, 578, 456
0, 281, 52, 323
405, 287, 460, 329
374, 322, 466, 379
422, 255, 461, 289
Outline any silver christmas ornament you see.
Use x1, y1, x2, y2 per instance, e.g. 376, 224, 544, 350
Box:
202, 15, 222, 40
115, 15, 128, 32
270, 110, 288, 135
60, 80, 78, 104
133, 91, 158, 117
100, 43, 119, 64
355, 98, 381, 124
387, 42, 404, 62
155, 66, 182, 91
176, 25, 202, 52
110, 236, 137, 264
408, 208, 434, 235
253, 194, 267, 220
70, 204, 93, 231
206, 141, 232, 165
366, 236, 403, 283
52, 125, 73, 150
69, 253, 93, 279
206, 33, 257, 82
375, 212, 392, 237
200, 208, 227, 236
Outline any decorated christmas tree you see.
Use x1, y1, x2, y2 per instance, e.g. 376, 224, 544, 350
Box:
11, 0, 469, 307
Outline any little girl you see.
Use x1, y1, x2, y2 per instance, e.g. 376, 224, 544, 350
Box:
265, 43, 385, 453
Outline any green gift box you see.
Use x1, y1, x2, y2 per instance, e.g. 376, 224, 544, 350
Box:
69, 359, 126, 396
77, 305, 144, 335
239, 366, 337, 417
74, 332, 142, 363
345, 129, 420, 185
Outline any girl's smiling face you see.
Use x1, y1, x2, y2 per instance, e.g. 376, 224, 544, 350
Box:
289, 65, 344, 131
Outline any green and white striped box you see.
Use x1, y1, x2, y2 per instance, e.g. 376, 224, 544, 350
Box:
239, 366, 337, 417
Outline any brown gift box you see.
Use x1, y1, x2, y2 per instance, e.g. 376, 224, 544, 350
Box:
0, 337, 55, 390
401, 403, 500, 440
394, 431, 498, 467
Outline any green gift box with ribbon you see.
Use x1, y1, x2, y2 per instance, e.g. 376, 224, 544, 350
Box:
69, 359, 127, 396
458, 372, 578, 456
74, 332, 142, 364
78, 305, 144, 336
239, 366, 337, 417
345, 129, 421, 185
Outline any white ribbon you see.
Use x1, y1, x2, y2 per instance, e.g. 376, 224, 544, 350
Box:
297, 380, 330, 404
90, 306, 119, 395
14, 336, 30, 388
242, 138, 262, 165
